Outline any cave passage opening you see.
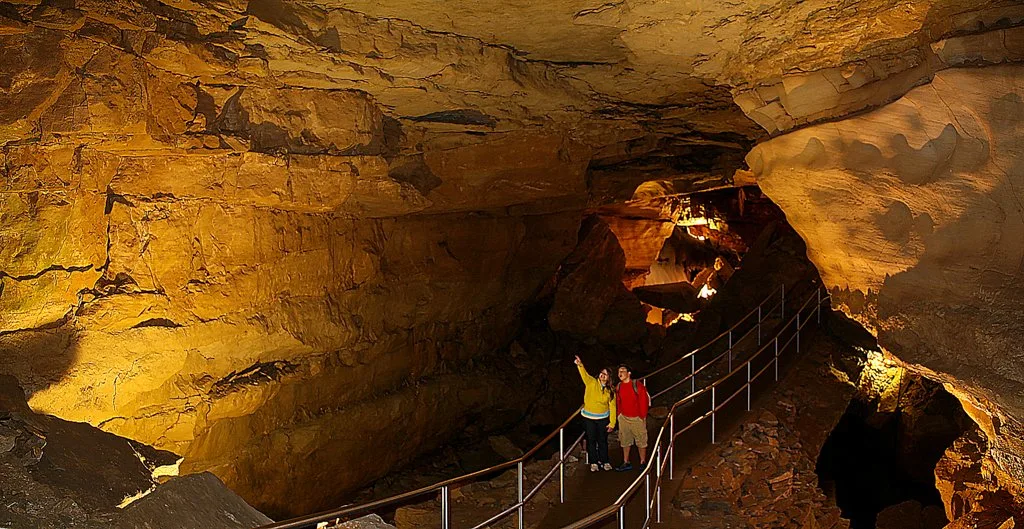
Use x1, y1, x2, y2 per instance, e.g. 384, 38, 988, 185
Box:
628, 186, 784, 328
816, 365, 972, 529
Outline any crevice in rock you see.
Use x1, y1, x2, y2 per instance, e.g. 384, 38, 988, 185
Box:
0, 264, 95, 282
130, 318, 181, 329
406, 109, 497, 127
210, 360, 299, 398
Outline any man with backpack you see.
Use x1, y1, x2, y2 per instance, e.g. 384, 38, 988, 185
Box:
614, 364, 649, 471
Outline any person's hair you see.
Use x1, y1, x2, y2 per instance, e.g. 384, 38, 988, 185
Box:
600, 366, 617, 397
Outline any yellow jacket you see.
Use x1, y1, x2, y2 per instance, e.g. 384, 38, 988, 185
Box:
577, 364, 617, 428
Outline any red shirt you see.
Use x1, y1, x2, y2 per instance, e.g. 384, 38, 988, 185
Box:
616, 380, 649, 419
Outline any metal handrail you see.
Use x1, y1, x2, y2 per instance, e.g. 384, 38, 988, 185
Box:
644, 286, 783, 400
258, 282, 800, 529
562, 285, 828, 529
641, 285, 783, 382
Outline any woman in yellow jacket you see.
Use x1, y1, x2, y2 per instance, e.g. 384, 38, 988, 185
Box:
575, 355, 616, 471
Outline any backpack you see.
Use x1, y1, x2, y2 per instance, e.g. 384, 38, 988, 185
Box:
629, 380, 652, 407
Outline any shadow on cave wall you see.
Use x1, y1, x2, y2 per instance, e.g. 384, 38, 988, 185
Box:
0, 319, 81, 402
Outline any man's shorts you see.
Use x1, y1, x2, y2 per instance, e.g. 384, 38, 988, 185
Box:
618, 415, 648, 448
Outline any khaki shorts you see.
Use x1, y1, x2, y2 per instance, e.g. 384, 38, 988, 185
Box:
618, 415, 648, 448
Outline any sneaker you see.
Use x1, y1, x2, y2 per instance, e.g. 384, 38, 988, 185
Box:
615, 463, 633, 472
590, 463, 599, 472
602, 463, 613, 471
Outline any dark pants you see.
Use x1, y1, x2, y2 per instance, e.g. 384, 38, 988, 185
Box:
584, 417, 610, 465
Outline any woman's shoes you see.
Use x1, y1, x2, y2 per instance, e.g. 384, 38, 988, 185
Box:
602, 463, 613, 471
590, 463, 599, 472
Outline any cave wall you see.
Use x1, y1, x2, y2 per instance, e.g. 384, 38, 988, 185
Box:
749, 61, 1024, 496
0, 1, 595, 515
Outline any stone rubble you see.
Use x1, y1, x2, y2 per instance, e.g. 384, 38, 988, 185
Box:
389, 450, 581, 529
673, 409, 849, 529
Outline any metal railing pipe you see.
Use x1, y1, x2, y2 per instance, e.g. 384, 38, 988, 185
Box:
441, 486, 450, 529
558, 428, 565, 503
668, 413, 674, 479
774, 336, 779, 381
757, 305, 762, 345
644, 474, 650, 523
690, 355, 695, 394
516, 461, 524, 529
746, 362, 751, 411
711, 386, 716, 444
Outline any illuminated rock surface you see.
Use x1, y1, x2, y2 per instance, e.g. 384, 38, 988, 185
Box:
0, 375, 269, 529
1, 0, 1023, 521
751, 64, 1024, 511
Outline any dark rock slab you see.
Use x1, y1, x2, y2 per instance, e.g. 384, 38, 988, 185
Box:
115, 472, 273, 529
633, 281, 701, 313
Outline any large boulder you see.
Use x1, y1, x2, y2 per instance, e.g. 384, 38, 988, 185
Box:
0, 375, 270, 529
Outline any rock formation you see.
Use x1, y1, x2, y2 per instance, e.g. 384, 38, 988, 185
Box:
2, 0, 1024, 522
0, 374, 270, 529
750, 61, 1024, 505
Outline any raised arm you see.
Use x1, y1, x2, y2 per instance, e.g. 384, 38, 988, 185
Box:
575, 355, 595, 384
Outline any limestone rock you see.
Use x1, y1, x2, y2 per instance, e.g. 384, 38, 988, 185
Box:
333, 514, 396, 529
547, 216, 629, 336
487, 436, 523, 461
750, 63, 1024, 496
114, 472, 272, 529
0, 375, 268, 529
633, 282, 702, 314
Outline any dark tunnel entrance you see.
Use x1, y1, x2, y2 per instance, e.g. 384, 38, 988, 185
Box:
816, 368, 972, 529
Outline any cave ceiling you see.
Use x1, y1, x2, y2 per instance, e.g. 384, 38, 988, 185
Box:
4, 0, 1019, 185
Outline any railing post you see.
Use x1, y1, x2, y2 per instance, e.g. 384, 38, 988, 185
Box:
669, 413, 675, 480
517, 461, 524, 529
655, 446, 662, 523
796, 311, 801, 352
558, 428, 565, 503
618, 506, 625, 529
746, 362, 751, 411
441, 486, 450, 529
728, 329, 733, 371
817, 287, 822, 323
645, 474, 651, 523
774, 336, 779, 381
757, 305, 762, 345
655, 444, 663, 521
711, 386, 716, 444
690, 355, 695, 394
